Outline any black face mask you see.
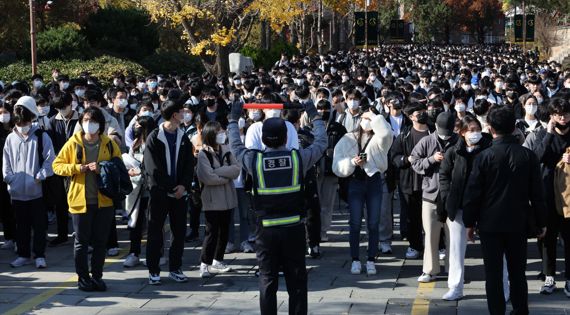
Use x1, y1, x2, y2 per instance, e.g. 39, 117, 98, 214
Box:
556, 123, 569, 131
205, 99, 216, 107
416, 112, 429, 124
506, 91, 518, 99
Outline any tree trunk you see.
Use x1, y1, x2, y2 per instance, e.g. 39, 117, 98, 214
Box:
330, 11, 337, 52
261, 20, 267, 50
317, 0, 323, 54
215, 44, 230, 76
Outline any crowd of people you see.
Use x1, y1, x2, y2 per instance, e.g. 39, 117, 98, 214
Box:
0, 44, 569, 315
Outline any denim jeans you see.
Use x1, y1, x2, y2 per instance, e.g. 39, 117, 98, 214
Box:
348, 172, 382, 260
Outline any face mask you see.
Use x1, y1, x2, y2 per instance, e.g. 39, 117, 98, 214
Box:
525, 104, 537, 115
33, 80, 43, 89
183, 112, 193, 123
416, 112, 429, 124
137, 82, 147, 90
38, 106, 50, 117
342, 76, 350, 83
265, 109, 281, 119
16, 124, 31, 135
139, 110, 153, 117
455, 103, 466, 112
61, 82, 69, 90
462, 84, 471, 91
82, 122, 99, 134
565, 82, 570, 89
129, 103, 138, 111
74, 89, 85, 98
347, 100, 360, 110
494, 81, 504, 89
205, 99, 216, 107
465, 131, 482, 145
556, 123, 569, 131
58, 106, 72, 117
148, 81, 158, 89
505, 91, 517, 99
216, 132, 227, 144
0, 113, 10, 123
72, 101, 79, 110
360, 119, 372, 131
536, 97, 544, 104
427, 108, 442, 120
438, 133, 451, 141
238, 117, 246, 129
249, 110, 262, 121
117, 99, 128, 108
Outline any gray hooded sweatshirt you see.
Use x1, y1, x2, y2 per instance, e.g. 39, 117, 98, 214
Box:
2, 125, 54, 201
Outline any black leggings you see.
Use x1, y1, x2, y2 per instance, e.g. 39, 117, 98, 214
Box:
201, 210, 231, 265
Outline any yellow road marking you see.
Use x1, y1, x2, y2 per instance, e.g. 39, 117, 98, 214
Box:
5, 246, 132, 315
411, 281, 436, 315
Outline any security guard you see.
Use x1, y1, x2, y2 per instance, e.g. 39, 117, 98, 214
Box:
227, 101, 327, 315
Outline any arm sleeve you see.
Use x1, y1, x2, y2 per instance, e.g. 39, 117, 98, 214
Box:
391, 134, 411, 169
439, 150, 453, 206
410, 138, 437, 175
196, 151, 230, 185
36, 133, 55, 180
529, 152, 547, 229
299, 119, 328, 176
228, 122, 255, 176
52, 141, 82, 177
143, 136, 176, 192
2, 140, 14, 183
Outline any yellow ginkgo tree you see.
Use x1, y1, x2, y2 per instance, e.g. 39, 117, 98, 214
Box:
142, 0, 258, 75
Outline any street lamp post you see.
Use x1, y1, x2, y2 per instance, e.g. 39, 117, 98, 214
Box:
29, 0, 38, 75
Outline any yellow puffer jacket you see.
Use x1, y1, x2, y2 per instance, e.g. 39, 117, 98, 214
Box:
52, 132, 121, 214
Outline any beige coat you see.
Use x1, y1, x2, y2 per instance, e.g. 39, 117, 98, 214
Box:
196, 144, 240, 211
553, 147, 570, 218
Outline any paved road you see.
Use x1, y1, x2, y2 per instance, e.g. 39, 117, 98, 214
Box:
0, 203, 568, 314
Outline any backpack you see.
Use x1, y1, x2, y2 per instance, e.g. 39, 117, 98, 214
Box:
324, 121, 347, 176
97, 141, 133, 204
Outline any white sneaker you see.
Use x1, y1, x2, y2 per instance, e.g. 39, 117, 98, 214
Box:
442, 289, 463, 301
417, 273, 436, 283
539, 276, 556, 295
240, 241, 254, 253
148, 272, 161, 285
350, 261, 362, 274
200, 263, 212, 278
211, 260, 232, 273
366, 261, 377, 275
405, 247, 420, 259
225, 242, 236, 254
35, 257, 47, 269
439, 249, 446, 260
1, 240, 15, 250
379, 242, 392, 254
10, 257, 32, 268
123, 253, 140, 268
107, 247, 120, 257
169, 269, 188, 283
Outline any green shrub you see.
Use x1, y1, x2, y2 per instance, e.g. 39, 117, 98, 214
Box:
82, 7, 159, 61
36, 25, 92, 61
140, 50, 205, 75
0, 56, 148, 83
240, 39, 299, 70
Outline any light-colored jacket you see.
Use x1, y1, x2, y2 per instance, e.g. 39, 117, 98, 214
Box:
554, 147, 570, 218
332, 114, 393, 178
196, 144, 240, 211
2, 125, 54, 201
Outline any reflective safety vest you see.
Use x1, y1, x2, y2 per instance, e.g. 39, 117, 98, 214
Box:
251, 149, 304, 227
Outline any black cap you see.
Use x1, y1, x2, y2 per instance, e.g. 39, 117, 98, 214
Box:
262, 118, 287, 147
435, 111, 456, 137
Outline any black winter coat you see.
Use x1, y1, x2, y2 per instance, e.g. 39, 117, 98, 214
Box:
463, 135, 547, 234
439, 136, 492, 221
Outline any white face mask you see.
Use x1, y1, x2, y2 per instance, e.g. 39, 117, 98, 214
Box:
455, 103, 466, 112
465, 131, 482, 145
462, 84, 471, 91
183, 112, 193, 124
16, 124, 31, 135
33, 80, 43, 89
117, 99, 128, 108
536, 97, 544, 104
525, 104, 538, 115
82, 121, 99, 135
265, 109, 281, 119
216, 132, 227, 145
494, 81, 504, 89
129, 103, 138, 111
0, 113, 10, 123
360, 119, 372, 131
61, 82, 69, 90
38, 106, 50, 117
139, 110, 152, 117
347, 100, 360, 110
249, 110, 262, 121
238, 117, 246, 129
137, 82, 147, 90
75, 89, 85, 98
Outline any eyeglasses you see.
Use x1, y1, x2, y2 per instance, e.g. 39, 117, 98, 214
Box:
552, 113, 570, 119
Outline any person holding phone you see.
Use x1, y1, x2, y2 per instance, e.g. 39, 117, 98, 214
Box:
332, 111, 393, 275
143, 100, 195, 285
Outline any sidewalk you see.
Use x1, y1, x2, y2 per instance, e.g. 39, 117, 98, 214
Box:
0, 207, 568, 314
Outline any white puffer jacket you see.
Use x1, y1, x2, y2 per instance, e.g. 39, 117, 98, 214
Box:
332, 114, 393, 178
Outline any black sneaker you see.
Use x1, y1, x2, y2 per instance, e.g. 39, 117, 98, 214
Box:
169, 269, 188, 283
91, 278, 107, 292
78, 277, 95, 292
49, 237, 68, 247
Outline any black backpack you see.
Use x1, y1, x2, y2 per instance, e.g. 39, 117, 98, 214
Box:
324, 121, 347, 176
96, 141, 133, 204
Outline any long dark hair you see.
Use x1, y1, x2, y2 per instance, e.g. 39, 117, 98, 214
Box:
201, 121, 221, 148
132, 115, 157, 152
